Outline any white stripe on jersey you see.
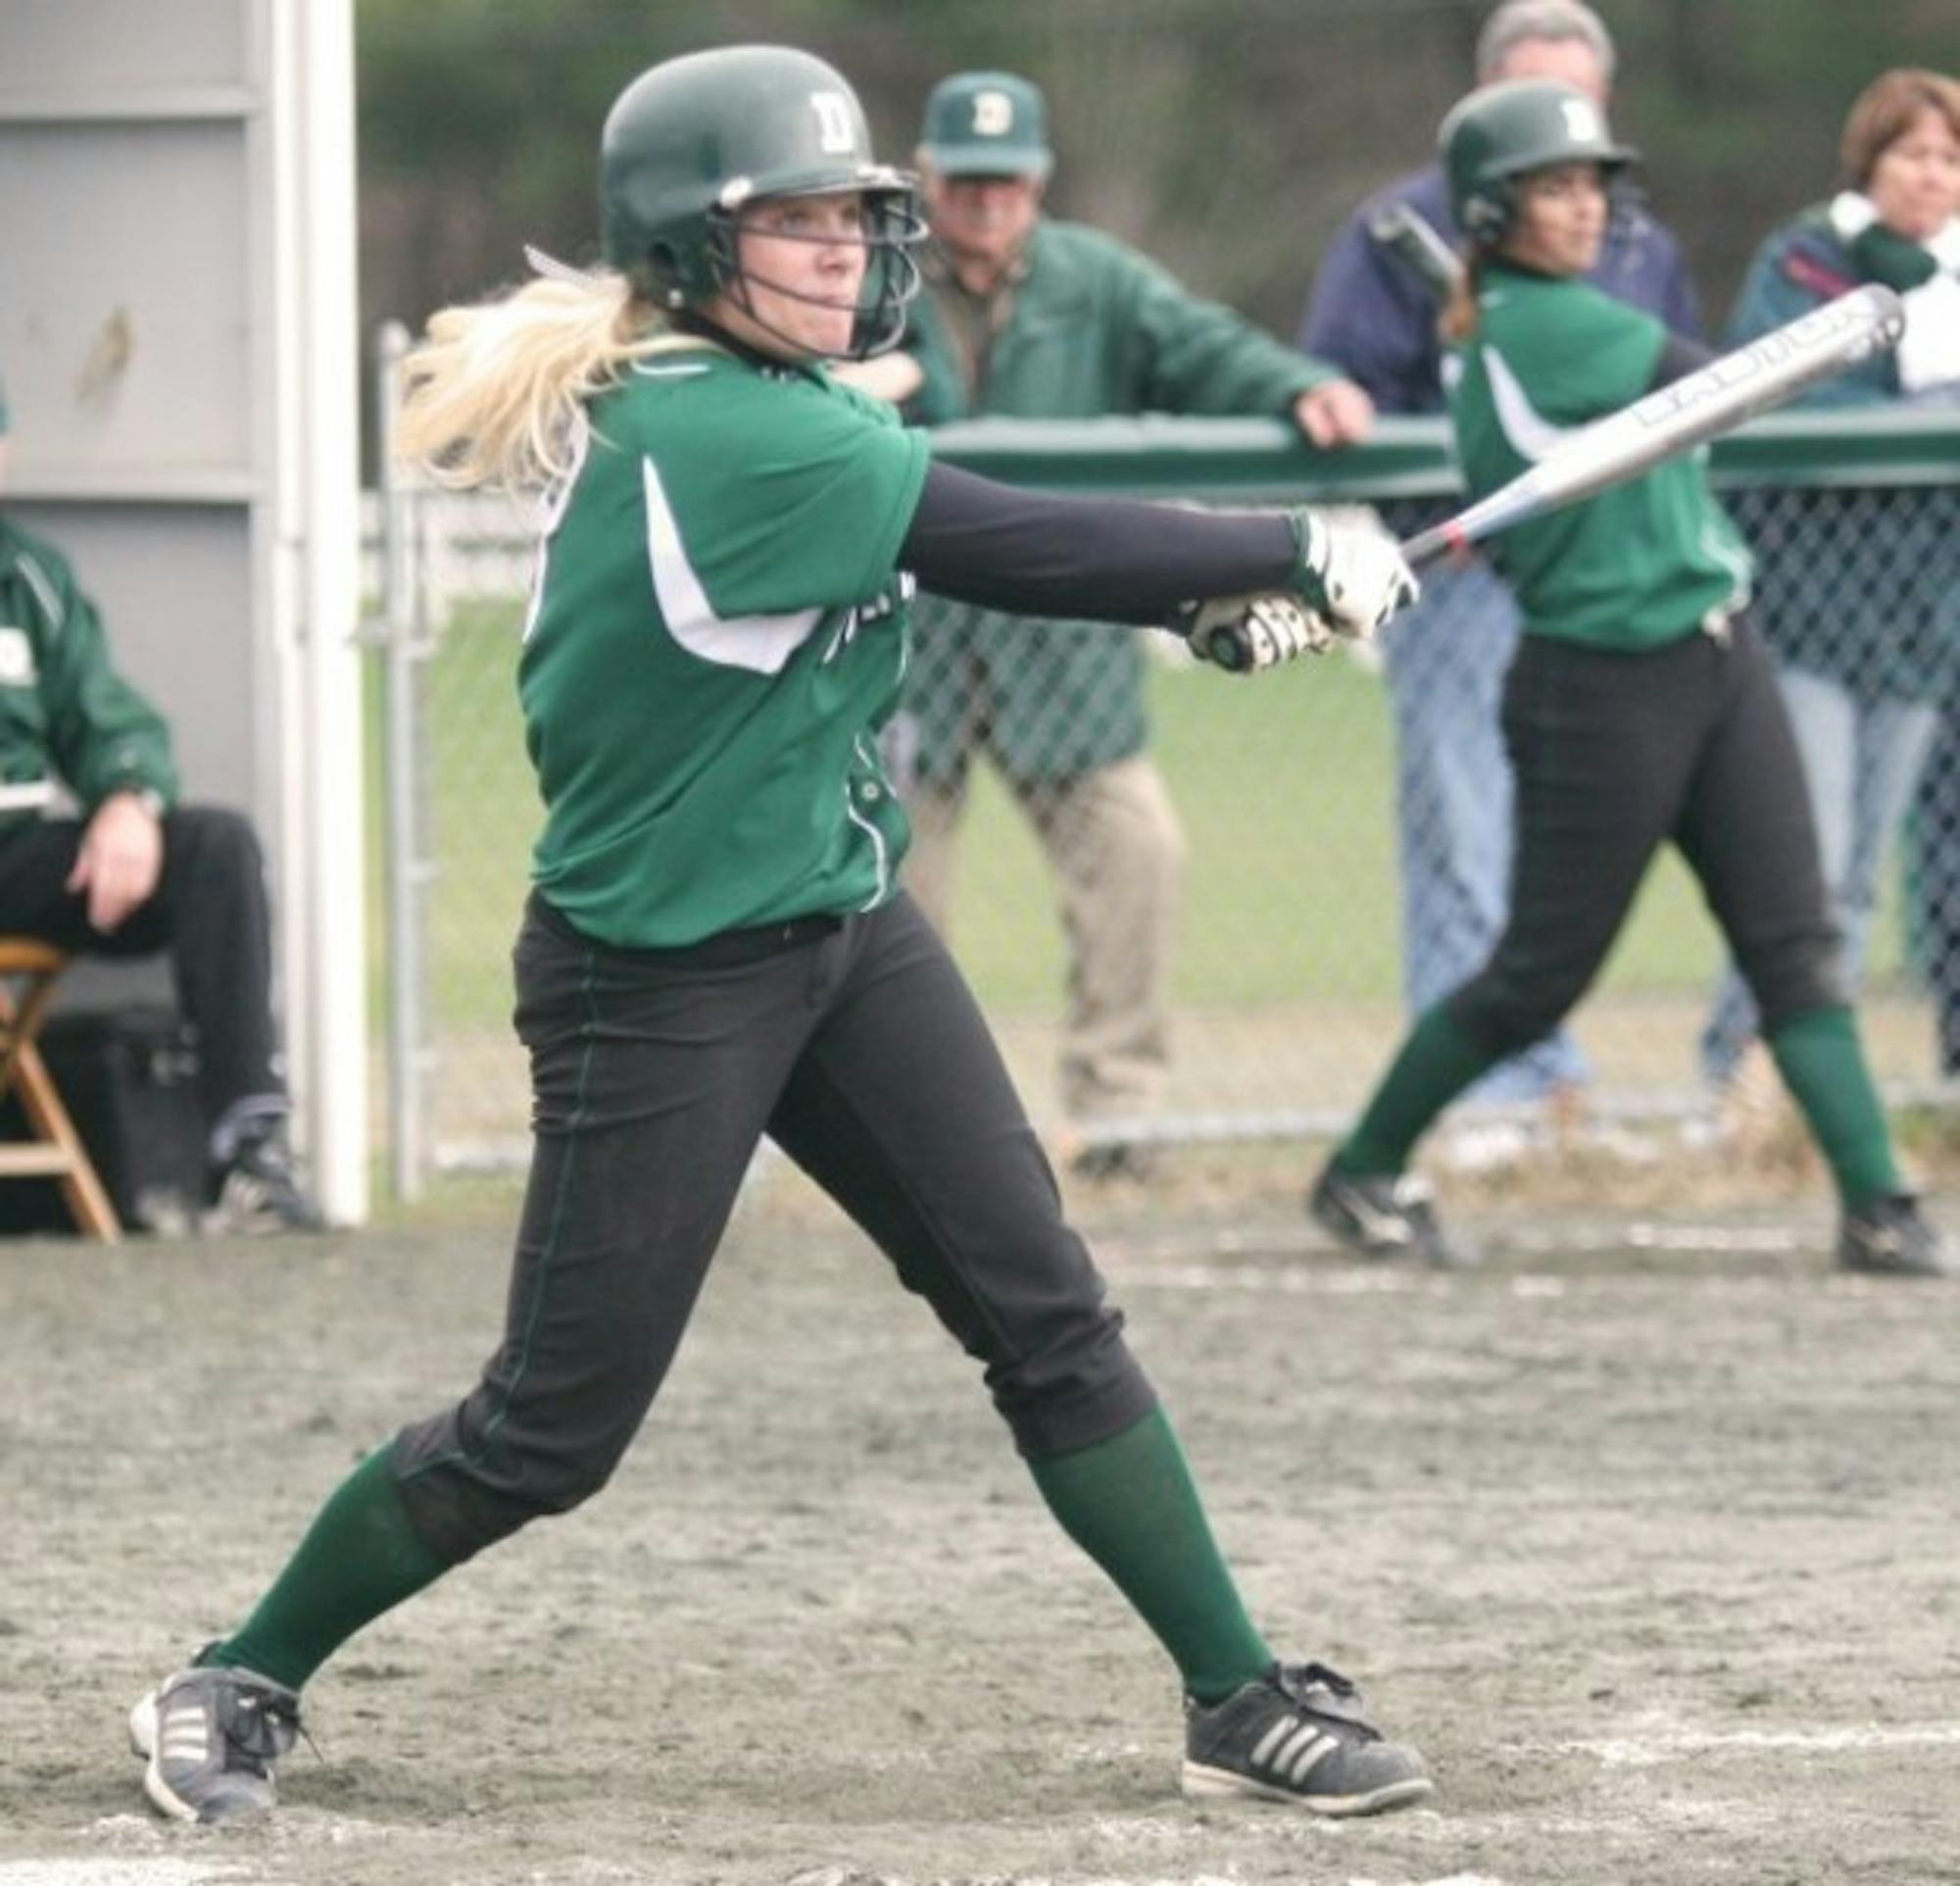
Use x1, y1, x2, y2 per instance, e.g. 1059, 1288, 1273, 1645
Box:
1481, 346, 1579, 464
846, 734, 891, 910
15, 552, 67, 631
641, 457, 823, 674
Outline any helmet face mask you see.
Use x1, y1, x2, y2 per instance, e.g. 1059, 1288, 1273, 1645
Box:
1441, 78, 1637, 250
698, 183, 925, 361
601, 45, 924, 360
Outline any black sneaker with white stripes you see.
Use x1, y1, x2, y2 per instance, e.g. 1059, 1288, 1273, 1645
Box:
1182, 1661, 1432, 1816
1838, 1192, 1954, 1277
128, 1659, 304, 1822
206, 1129, 327, 1236
1310, 1162, 1474, 1268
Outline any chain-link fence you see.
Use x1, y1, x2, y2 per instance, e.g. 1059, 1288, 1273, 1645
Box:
367, 399, 1960, 1192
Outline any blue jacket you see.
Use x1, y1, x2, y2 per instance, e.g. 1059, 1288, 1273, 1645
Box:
1298, 165, 1701, 413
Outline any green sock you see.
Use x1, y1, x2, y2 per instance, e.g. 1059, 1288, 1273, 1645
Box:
1768, 1005, 1901, 1206
209, 1446, 450, 1692
1028, 1406, 1272, 1705
1337, 1003, 1500, 1175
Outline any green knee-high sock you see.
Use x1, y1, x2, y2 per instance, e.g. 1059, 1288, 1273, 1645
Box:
1768, 1005, 1901, 1206
209, 1446, 450, 1692
1028, 1405, 1272, 1705
1337, 1004, 1501, 1175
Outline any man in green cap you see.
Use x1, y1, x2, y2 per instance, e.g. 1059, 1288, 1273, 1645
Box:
851, 70, 1373, 1179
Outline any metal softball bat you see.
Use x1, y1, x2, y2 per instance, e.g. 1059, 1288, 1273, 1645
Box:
1399, 284, 1906, 568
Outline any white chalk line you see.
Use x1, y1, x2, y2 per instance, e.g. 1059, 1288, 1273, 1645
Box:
1544, 1720, 1960, 1766
0, 1861, 254, 1886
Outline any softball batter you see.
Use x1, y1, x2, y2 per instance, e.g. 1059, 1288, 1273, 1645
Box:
128, 46, 1430, 1825
1310, 78, 1952, 1280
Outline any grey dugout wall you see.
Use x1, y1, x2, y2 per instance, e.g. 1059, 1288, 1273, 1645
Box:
0, 0, 368, 1220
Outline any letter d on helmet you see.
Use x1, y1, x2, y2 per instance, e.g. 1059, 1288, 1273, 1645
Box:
599, 44, 923, 357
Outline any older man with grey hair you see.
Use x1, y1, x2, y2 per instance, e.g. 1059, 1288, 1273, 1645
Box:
1475, 0, 1616, 83
1297, 0, 1700, 1179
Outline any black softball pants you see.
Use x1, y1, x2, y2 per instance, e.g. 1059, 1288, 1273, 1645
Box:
392, 890, 1156, 1567
1447, 614, 1842, 1059
0, 806, 284, 1136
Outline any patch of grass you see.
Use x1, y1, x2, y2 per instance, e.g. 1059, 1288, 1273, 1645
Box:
370, 608, 1904, 1038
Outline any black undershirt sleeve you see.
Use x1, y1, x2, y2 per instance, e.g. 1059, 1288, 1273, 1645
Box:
897, 460, 1299, 624
1649, 330, 1718, 390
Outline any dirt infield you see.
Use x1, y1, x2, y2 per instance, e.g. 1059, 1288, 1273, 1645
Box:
3, 1177, 1958, 1886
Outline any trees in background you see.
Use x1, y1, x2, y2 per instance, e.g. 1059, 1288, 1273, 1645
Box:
358, 0, 1951, 347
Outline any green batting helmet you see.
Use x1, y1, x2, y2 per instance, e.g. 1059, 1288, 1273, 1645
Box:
917, 71, 1054, 179
1440, 78, 1637, 247
599, 45, 922, 356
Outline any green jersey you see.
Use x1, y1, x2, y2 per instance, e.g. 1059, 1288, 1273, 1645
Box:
1447, 264, 1749, 650
0, 516, 177, 829
520, 342, 930, 947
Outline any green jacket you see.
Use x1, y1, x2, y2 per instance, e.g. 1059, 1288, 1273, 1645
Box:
904, 220, 1337, 784
0, 516, 177, 832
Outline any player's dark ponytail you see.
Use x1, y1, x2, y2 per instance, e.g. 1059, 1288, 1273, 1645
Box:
1440, 248, 1484, 344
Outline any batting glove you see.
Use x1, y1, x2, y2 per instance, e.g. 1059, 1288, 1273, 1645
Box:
1175, 592, 1336, 673
1288, 509, 1420, 640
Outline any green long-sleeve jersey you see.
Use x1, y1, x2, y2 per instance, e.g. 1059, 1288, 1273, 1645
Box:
0, 516, 177, 829
1447, 263, 1750, 651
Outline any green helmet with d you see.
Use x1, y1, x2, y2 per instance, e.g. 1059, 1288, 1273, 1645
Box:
599, 44, 922, 357
1440, 78, 1637, 247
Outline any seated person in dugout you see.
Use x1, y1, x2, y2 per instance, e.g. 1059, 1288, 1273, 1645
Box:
0, 378, 323, 1234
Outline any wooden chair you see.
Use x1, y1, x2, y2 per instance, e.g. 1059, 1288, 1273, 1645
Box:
0, 937, 122, 1241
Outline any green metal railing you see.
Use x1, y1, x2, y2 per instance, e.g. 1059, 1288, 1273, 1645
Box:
930, 407, 1960, 497
377, 406, 1960, 1180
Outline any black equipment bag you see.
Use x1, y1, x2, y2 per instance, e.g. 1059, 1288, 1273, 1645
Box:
0, 1005, 208, 1235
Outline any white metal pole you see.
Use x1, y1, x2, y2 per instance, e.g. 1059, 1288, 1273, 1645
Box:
376, 319, 429, 1203
274, 0, 368, 1222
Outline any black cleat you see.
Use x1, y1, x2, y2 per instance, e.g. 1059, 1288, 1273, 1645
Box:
1070, 1140, 1159, 1184
129, 1660, 304, 1822
1183, 1661, 1432, 1816
1309, 1163, 1474, 1268
1838, 1193, 1953, 1278
208, 1130, 327, 1235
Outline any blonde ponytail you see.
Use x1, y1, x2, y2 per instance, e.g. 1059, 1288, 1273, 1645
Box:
396, 271, 674, 491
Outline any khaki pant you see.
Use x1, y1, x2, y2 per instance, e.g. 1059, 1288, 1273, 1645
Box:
903, 754, 1186, 1127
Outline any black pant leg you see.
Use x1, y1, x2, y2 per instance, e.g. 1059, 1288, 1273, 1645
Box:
1447, 635, 1708, 1058
391, 898, 822, 1567
1672, 619, 1842, 1031
0, 807, 284, 1134
143, 809, 284, 1129
765, 893, 1156, 1460
0, 819, 96, 943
